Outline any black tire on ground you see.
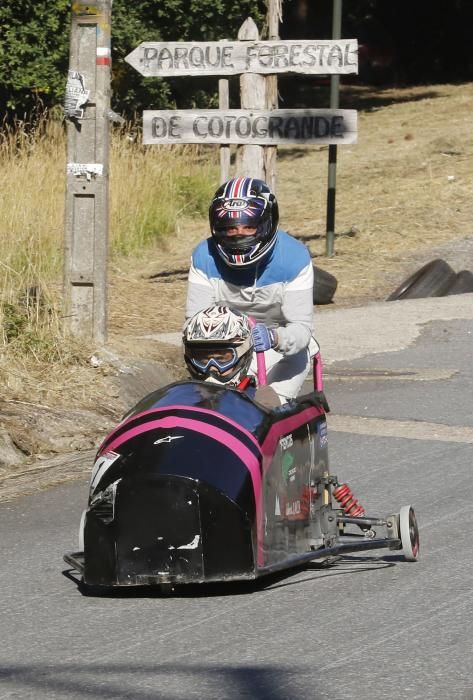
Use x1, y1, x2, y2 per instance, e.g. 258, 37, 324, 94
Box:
386, 259, 456, 301
313, 265, 338, 305
446, 270, 473, 296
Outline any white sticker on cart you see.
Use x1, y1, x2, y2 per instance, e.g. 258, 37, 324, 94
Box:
168, 535, 200, 550
90, 451, 120, 492
319, 421, 328, 446
279, 434, 293, 450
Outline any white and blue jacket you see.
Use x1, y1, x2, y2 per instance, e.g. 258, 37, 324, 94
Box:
186, 230, 314, 356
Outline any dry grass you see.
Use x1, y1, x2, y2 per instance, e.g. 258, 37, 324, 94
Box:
109, 82, 473, 348
110, 136, 217, 257
0, 117, 216, 408
0, 116, 64, 301
1, 82, 473, 408
276, 83, 473, 304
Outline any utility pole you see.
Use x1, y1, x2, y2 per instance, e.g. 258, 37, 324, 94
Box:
64, 0, 112, 344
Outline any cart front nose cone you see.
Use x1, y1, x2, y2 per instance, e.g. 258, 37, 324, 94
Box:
83, 474, 255, 586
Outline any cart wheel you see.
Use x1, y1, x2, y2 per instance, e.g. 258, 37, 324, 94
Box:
399, 505, 420, 561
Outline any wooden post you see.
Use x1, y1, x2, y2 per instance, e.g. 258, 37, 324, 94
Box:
219, 78, 231, 183
235, 18, 267, 181
64, 0, 111, 344
265, 0, 282, 192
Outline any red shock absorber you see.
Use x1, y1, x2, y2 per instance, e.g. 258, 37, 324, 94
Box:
333, 483, 365, 517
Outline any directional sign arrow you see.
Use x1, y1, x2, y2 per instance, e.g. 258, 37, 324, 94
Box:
125, 39, 358, 78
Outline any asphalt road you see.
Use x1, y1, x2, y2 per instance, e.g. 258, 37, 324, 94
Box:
1, 300, 472, 700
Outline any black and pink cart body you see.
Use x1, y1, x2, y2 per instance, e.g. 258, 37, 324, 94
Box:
65, 354, 419, 590
77, 379, 332, 587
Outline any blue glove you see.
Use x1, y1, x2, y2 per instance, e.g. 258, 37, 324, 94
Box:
252, 324, 277, 352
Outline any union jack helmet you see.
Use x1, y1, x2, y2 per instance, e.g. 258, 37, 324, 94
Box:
209, 177, 279, 267
183, 305, 254, 385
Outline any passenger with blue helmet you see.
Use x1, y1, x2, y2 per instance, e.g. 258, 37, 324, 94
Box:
185, 176, 317, 402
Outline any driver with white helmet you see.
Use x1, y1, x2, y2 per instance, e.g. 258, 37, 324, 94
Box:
183, 305, 254, 386
185, 176, 317, 402
183, 304, 281, 407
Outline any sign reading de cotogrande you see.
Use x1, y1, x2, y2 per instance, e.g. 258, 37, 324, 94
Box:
143, 109, 357, 145
126, 39, 358, 77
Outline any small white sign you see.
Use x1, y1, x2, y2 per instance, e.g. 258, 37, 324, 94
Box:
67, 162, 104, 179
64, 70, 89, 119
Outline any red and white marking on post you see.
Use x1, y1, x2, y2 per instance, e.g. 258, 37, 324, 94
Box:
96, 47, 111, 65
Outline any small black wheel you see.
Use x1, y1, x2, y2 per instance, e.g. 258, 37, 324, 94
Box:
399, 505, 420, 561
386, 259, 456, 301
313, 265, 338, 305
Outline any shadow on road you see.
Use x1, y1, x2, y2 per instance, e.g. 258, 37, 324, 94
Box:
62, 554, 395, 600
0, 662, 321, 699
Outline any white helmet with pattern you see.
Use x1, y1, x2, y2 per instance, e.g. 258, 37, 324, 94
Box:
183, 305, 253, 385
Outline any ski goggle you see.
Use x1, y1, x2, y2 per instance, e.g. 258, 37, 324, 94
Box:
189, 346, 238, 374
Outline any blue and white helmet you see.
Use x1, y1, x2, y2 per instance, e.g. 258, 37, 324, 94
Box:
183, 305, 253, 385
209, 177, 279, 268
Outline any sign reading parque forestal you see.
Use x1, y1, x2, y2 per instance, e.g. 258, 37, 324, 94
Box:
126, 39, 358, 77
126, 36, 359, 147
143, 109, 357, 145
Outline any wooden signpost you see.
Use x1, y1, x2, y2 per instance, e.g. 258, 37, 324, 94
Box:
235, 19, 268, 185
143, 109, 357, 145
125, 38, 358, 77
63, 4, 357, 342
264, 1, 282, 193
126, 23, 358, 186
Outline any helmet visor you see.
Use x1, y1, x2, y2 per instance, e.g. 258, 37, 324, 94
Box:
212, 196, 267, 231
213, 220, 259, 237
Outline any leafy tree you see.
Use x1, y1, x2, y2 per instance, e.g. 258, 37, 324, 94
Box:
0, 0, 266, 118
0, 0, 70, 114
112, 0, 267, 114
3, 0, 472, 118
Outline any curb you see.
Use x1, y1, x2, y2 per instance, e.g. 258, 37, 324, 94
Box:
142, 293, 473, 363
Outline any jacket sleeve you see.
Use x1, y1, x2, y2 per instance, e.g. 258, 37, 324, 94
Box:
276, 261, 314, 355
185, 259, 216, 321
